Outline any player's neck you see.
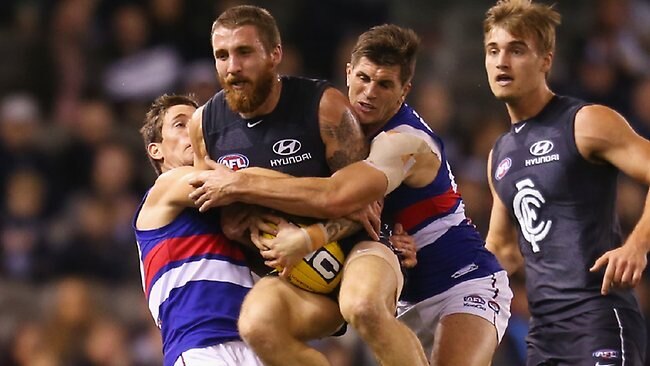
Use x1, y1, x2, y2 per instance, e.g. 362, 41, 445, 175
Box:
506, 87, 554, 124
362, 121, 384, 137
240, 75, 282, 119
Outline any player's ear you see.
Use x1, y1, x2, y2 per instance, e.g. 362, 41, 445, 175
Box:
147, 142, 163, 161
401, 82, 412, 103
271, 44, 282, 67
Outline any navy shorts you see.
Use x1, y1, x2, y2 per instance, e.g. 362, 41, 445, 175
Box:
527, 308, 646, 366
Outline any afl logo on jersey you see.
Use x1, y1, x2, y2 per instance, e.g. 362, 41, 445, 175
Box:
217, 154, 249, 171
495, 157, 512, 181
273, 139, 302, 156
529, 140, 554, 156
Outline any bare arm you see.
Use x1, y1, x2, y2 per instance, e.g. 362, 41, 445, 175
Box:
575, 105, 650, 294
189, 87, 378, 217
485, 149, 523, 274
190, 130, 434, 218
136, 166, 202, 229
251, 213, 363, 272
318, 87, 369, 171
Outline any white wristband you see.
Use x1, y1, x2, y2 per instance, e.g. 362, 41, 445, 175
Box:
300, 228, 314, 253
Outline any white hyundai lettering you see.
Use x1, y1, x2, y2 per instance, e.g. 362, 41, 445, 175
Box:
273, 139, 302, 156
270, 152, 313, 167
529, 140, 554, 156
513, 178, 552, 253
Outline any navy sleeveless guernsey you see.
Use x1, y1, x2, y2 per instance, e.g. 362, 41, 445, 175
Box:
202, 75, 331, 178
490, 95, 639, 324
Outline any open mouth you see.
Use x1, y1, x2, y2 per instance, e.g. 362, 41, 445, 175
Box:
226, 77, 249, 89
496, 74, 513, 86
357, 101, 375, 113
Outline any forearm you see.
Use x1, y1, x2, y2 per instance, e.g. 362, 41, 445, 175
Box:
322, 217, 362, 242
304, 217, 362, 251
231, 174, 339, 218
231, 162, 386, 219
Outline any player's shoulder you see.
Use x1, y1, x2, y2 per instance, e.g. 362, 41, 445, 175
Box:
575, 104, 627, 135
145, 166, 197, 206
153, 166, 197, 191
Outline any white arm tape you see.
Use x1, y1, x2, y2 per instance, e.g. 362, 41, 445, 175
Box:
365, 131, 430, 195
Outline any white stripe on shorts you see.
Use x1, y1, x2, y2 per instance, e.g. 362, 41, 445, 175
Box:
613, 308, 626, 366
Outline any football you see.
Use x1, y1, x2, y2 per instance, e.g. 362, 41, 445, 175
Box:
263, 229, 345, 294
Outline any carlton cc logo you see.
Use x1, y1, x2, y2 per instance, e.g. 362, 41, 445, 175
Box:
273, 139, 301, 156
529, 140, 554, 156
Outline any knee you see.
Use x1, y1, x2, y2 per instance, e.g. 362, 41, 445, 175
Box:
339, 296, 389, 334
238, 304, 280, 355
238, 283, 287, 354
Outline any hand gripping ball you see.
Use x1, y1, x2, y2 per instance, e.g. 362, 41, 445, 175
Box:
263, 229, 345, 294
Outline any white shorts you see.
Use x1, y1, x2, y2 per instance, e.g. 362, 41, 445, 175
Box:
396, 270, 512, 357
174, 341, 263, 366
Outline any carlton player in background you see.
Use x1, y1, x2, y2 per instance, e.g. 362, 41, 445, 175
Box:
484, 0, 650, 364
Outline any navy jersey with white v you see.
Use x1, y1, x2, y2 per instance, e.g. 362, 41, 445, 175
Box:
202, 76, 331, 178
490, 95, 639, 323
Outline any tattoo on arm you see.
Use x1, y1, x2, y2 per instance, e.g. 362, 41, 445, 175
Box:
322, 109, 369, 171
323, 217, 362, 242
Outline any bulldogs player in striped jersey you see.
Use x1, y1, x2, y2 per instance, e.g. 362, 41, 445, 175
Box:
484, 0, 650, 364
133, 94, 263, 366
190, 24, 513, 365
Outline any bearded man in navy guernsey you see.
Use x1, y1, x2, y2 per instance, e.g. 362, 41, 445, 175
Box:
484, 0, 650, 365
185, 5, 430, 366
188, 21, 512, 366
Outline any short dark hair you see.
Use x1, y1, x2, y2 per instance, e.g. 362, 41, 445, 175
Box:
350, 24, 420, 85
211, 5, 281, 54
140, 94, 198, 175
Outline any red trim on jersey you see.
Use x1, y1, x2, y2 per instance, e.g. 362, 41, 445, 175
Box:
143, 234, 243, 294
396, 187, 461, 232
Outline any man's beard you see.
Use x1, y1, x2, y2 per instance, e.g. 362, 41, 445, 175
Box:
222, 70, 275, 113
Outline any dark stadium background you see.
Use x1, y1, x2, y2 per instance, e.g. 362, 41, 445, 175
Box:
0, 0, 648, 364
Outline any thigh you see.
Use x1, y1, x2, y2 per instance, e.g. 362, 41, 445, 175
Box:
527, 308, 646, 366
397, 271, 512, 363
436, 271, 512, 342
339, 241, 403, 310
239, 276, 343, 340
433, 313, 498, 366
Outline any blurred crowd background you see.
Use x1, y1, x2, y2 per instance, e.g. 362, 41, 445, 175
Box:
1, 0, 649, 365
